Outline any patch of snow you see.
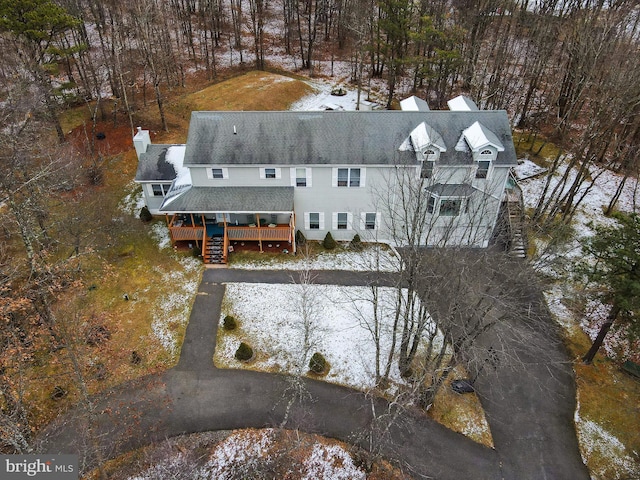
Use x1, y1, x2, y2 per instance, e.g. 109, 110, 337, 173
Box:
149, 222, 171, 250
574, 405, 639, 479
216, 284, 442, 391
302, 443, 366, 480
230, 245, 401, 272
165, 145, 190, 188
514, 158, 547, 180
290, 80, 380, 112
118, 182, 145, 217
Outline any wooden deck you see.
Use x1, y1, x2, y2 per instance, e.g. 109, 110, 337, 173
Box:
167, 213, 295, 263
227, 225, 291, 242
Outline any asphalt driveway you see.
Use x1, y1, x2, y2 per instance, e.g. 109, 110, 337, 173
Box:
37, 267, 589, 479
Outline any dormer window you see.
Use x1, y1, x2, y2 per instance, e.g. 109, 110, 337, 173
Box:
480, 149, 493, 156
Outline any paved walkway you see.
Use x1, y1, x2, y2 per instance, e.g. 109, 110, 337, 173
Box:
37, 268, 589, 479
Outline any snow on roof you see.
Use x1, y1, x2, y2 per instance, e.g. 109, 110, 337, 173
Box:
459, 121, 505, 152
165, 145, 190, 188
447, 95, 479, 111
160, 145, 191, 208
400, 95, 430, 112
407, 122, 446, 152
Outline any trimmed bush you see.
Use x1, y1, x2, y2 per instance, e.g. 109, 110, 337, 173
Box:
350, 233, 363, 250
323, 232, 337, 250
139, 206, 153, 222
309, 352, 327, 374
295, 229, 306, 246
235, 342, 254, 361
223, 315, 237, 330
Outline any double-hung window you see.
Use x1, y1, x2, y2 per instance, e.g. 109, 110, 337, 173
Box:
260, 167, 281, 179
476, 160, 490, 179
334, 168, 364, 187
337, 213, 348, 229
309, 213, 320, 229
151, 183, 171, 197
360, 212, 378, 230
421, 161, 434, 179
305, 212, 324, 230
333, 212, 352, 230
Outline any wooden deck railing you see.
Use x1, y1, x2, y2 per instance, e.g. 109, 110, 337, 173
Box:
169, 225, 205, 241
227, 225, 291, 242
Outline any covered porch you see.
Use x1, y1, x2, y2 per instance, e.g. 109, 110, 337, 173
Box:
160, 186, 296, 264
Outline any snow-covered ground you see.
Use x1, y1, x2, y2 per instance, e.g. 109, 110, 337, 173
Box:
230, 244, 400, 271
216, 283, 443, 391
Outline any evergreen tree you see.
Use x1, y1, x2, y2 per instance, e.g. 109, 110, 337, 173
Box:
578, 213, 640, 364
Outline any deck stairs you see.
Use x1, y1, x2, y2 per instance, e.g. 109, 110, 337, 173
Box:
203, 235, 225, 264
506, 199, 527, 258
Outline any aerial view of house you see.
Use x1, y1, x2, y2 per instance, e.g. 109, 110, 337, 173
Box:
135, 96, 519, 263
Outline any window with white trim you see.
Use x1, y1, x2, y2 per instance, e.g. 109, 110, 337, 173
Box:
305, 212, 324, 230
476, 160, 490, 179
361, 212, 378, 230
296, 167, 312, 187
421, 160, 435, 179
440, 199, 462, 216
260, 167, 281, 179
333, 167, 364, 187
333, 212, 352, 230
151, 183, 171, 197
427, 195, 436, 213
208, 167, 229, 179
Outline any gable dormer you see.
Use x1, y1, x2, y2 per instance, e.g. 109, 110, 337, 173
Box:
407, 122, 446, 162
458, 121, 504, 158
455, 121, 505, 178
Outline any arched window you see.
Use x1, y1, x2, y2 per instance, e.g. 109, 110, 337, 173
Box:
424, 148, 438, 161
480, 149, 493, 155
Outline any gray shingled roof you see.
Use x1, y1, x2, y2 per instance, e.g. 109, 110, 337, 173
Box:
134, 144, 176, 182
183, 111, 517, 167
159, 186, 294, 213
426, 183, 476, 197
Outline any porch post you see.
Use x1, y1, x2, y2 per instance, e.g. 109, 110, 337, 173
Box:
291, 211, 296, 254
256, 213, 263, 252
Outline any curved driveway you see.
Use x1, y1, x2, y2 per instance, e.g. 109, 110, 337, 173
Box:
37, 268, 589, 479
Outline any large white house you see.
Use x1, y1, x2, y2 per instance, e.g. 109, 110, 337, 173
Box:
134, 96, 520, 264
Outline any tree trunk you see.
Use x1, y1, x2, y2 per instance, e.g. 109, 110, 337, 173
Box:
582, 304, 620, 364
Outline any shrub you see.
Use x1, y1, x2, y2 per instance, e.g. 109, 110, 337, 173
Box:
295, 229, 306, 246
50, 386, 67, 400
131, 351, 142, 365
323, 232, 336, 250
223, 315, 237, 330
309, 352, 327, 374
139, 206, 153, 222
350, 233, 362, 250
235, 342, 253, 361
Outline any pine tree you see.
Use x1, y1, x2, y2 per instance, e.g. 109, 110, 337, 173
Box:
578, 213, 640, 364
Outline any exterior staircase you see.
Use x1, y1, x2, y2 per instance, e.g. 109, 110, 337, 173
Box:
203, 235, 225, 264
490, 171, 528, 259
506, 199, 527, 258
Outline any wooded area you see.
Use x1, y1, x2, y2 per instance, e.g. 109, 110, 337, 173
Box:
1, 0, 639, 464
1, 0, 638, 222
